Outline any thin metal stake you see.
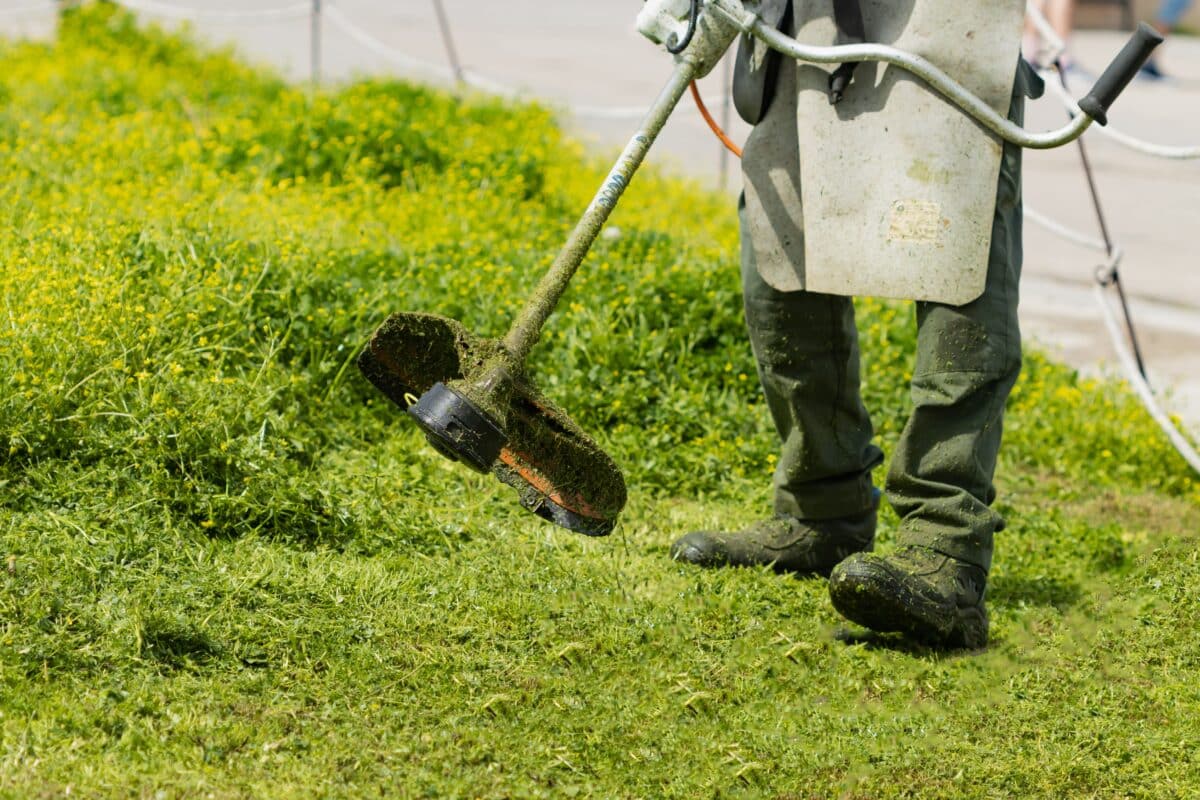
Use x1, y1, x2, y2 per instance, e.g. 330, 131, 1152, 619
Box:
1056, 60, 1148, 380
1077, 136, 1148, 379
432, 0, 465, 86
718, 54, 734, 190
310, 0, 321, 88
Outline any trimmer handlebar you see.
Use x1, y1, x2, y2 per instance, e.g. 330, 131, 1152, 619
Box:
1079, 23, 1164, 126
710, 0, 1164, 148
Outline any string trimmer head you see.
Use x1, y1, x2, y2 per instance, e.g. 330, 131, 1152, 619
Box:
358, 7, 740, 535
358, 312, 626, 536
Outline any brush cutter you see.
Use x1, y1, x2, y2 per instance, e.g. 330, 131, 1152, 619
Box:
359, 0, 1161, 536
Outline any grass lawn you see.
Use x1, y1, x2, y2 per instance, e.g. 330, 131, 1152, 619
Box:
2, 5, 1199, 797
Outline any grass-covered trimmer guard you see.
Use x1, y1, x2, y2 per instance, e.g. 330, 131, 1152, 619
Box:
359, 0, 1161, 537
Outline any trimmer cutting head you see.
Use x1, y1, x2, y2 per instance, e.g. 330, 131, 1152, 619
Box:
358, 312, 626, 536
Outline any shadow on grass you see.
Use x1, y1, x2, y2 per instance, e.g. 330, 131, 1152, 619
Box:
831, 627, 986, 658
988, 573, 1083, 610
140, 614, 222, 669
828, 573, 1088, 656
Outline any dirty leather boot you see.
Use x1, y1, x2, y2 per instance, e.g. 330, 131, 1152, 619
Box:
828, 546, 989, 649
670, 501, 877, 576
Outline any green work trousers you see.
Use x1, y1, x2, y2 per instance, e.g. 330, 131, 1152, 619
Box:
741, 85, 1027, 574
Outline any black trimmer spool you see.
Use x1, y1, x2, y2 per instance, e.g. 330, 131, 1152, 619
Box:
407, 382, 506, 474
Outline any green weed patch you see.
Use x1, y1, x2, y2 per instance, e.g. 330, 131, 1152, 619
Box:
2, 5, 1198, 797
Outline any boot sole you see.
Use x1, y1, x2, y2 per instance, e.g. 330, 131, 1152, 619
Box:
829, 558, 987, 649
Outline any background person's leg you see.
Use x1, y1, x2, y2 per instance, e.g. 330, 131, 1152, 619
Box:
1141, 0, 1191, 75
1155, 0, 1193, 31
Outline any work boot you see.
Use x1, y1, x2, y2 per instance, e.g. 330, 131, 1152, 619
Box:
828, 546, 989, 649
670, 503, 877, 576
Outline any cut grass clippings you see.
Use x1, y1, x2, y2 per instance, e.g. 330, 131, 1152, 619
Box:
2, 5, 1199, 797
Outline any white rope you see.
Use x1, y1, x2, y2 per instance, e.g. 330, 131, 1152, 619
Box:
1018, 11, 1200, 472
1094, 283, 1200, 474
1026, 3, 1200, 159
1025, 1, 1068, 65
1041, 71, 1200, 160
114, 0, 311, 22
323, 3, 516, 95
322, 2, 717, 121
110, 0, 723, 121
0, 2, 56, 16
566, 95, 735, 121
572, 102, 672, 120
1091, 117, 1200, 160
1023, 204, 1111, 253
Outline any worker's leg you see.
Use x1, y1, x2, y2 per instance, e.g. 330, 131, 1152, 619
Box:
883, 80, 1026, 574
739, 196, 883, 521
669, 198, 882, 573
828, 66, 1030, 648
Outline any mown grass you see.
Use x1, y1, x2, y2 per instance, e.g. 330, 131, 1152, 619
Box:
2, 5, 1199, 797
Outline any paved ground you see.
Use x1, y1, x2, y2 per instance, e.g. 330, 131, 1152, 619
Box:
4, 1, 1198, 432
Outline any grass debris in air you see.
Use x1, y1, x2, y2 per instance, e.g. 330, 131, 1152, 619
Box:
2, 5, 1199, 797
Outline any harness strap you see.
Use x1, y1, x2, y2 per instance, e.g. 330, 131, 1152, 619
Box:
829, 0, 866, 103
731, 0, 791, 124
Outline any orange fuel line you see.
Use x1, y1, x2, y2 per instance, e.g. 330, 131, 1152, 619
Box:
690, 80, 742, 159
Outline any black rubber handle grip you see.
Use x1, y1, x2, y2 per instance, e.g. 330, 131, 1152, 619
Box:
1078, 23, 1164, 126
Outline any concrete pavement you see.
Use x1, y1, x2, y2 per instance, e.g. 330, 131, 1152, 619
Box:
3, 0, 1197, 431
